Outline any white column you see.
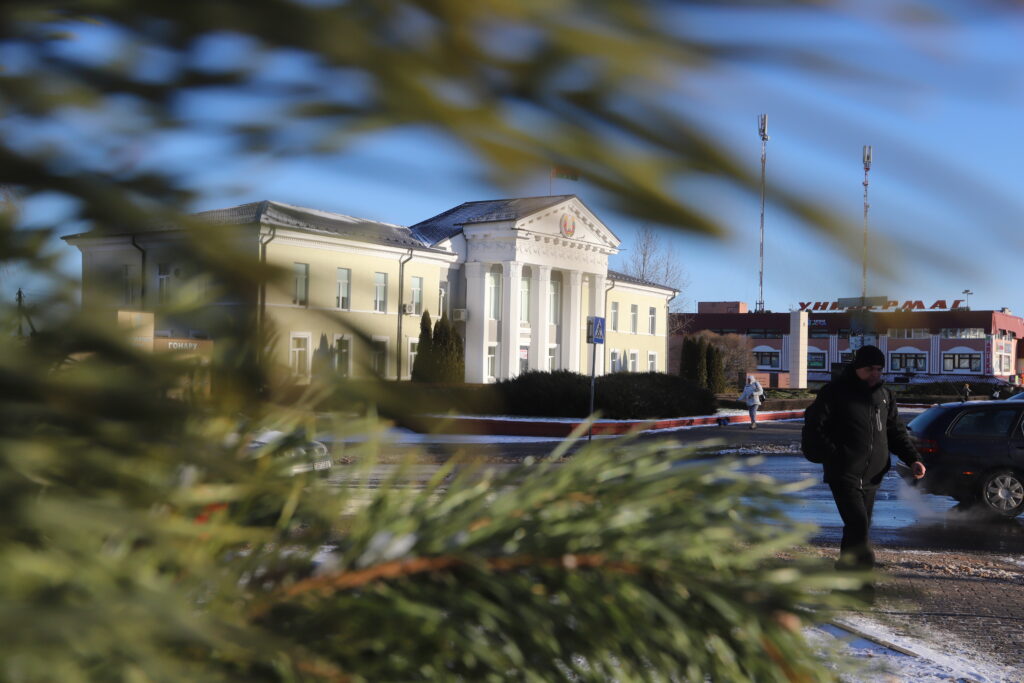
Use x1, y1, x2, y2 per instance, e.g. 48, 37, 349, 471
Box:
564, 270, 583, 372
501, 261, 523, 379
530, 265, 551, 370
464, 261, 488, 383
789, 310, 808, 389
589, 273, 606, 375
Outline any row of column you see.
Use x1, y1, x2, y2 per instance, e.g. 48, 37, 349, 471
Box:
464, 261, 604, 383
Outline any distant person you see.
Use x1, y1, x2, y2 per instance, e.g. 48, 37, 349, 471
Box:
738, 375, 764, 430
801, 345, 926, 571
962, 383, 972, 402
992, 385, 1002, 400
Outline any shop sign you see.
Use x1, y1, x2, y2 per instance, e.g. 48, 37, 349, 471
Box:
799, 299, 966, 312
154, 338, 214, 358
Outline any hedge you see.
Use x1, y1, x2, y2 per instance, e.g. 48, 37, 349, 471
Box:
496, 371, 716, 419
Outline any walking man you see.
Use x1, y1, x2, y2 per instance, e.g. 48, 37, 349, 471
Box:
802, 345, 926, 569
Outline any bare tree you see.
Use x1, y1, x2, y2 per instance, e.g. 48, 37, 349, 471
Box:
623, 225, 690, 312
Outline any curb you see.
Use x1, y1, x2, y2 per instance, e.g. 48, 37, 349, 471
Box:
424, 410, 807, 438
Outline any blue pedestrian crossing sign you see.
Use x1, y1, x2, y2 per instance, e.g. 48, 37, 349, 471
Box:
587, 316, 606, 344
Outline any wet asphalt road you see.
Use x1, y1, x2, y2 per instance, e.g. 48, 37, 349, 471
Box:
352, 417, 1024, 555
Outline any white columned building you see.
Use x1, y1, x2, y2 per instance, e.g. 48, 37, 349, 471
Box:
64, 194, 678, 386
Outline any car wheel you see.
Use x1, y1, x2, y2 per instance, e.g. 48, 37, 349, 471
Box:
979, 469, 1024, 518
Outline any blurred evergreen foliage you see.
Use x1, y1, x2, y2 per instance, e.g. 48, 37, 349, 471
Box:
0, 0, 879, 679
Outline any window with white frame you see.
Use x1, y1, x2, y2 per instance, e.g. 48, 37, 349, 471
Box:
610, 301, 619, 331
549, 277, 561, 325
122, 264, 138, 306
336, 268, 351, 310
942, 328, 986, 339
943, 353, 981, 372
289, 334, 311, 378
520, 268, 531, 323
754, 351, 780, 369
486, 344, 498, 380
157, 263, 170, 304
629, 350, 639, 372
807, 352, 827, 370
371, 338, 387, 375
610, 349, 621, 372
648, 307, 657, 335
548, 345, 559, 371
411, 276, 423, 315
293, 263, 309, 306
630, 304, 638, 334
333, 335, 351, 378
438, 280, 448, 318
647, 351, 657, 372
373, 272, 387, 312
887, 328, 929, 339
408, 339, 418, 377
487, 266, 502, 320
890, 352, 926, 372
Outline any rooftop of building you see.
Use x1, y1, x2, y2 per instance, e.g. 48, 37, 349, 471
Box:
408, 195, 577, 246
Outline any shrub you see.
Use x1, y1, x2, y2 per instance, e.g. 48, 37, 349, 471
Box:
495, 370, 590, 417
898, 380, 997, 397
411, 311, 434, 382
494, 371, 715, 419
597, 372, 716, 419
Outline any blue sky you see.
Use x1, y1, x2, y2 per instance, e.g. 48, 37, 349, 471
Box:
8, 3, 1024, 316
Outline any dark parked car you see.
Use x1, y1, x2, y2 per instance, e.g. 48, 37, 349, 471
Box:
903, 401, 1024, 517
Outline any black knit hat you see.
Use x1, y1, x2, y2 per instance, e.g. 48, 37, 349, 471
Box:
851, 344, 885, 369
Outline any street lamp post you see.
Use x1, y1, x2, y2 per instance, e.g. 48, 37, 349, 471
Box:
962, 289, 973, 310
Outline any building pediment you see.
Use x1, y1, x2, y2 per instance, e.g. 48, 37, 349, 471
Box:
511, 197, 619, 251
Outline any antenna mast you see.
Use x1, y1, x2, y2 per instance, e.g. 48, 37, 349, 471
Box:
861, 145, 872, 305
756, 114, 769, 313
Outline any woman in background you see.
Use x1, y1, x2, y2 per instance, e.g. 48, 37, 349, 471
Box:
739, 375, 764, 429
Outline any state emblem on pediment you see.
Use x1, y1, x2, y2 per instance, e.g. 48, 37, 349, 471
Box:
559, 213, 576, 238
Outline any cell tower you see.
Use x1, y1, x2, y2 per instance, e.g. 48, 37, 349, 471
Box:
756, 114, 769, 313
861, 145, 872, 304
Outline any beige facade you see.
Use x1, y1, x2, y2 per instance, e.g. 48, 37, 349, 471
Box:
604, 281, 674, 374
64, 196, 677, 384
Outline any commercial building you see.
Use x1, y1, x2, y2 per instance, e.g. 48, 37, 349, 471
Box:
63, 195, 677, 383
673, 300, 1024, 386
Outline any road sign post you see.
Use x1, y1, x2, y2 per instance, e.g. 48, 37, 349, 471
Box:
586, 316, 605, 440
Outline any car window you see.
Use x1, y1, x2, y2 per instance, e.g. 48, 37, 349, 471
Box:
949, 407, 1022, 437
908, 407, 949, 435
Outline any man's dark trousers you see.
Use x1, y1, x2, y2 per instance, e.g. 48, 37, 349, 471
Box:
828, 481, 879, 568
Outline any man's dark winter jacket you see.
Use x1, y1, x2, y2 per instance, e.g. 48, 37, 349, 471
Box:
802, 368, 920, 488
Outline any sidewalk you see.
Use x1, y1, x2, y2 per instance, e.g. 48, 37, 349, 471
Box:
813, 546, 1024, 681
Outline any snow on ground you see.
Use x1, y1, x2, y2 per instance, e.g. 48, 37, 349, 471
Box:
812, 616, 1019, 682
